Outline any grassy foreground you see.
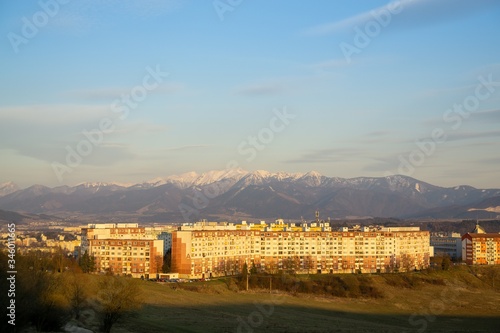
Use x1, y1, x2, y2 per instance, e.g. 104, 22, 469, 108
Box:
111, 266, 499, 333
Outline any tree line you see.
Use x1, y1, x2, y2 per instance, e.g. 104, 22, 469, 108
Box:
0, 249, 142, 333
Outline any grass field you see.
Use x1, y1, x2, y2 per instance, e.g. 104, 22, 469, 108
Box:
110, 267, 500, 333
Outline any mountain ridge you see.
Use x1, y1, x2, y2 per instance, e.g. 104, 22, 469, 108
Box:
1, 169, 499, 221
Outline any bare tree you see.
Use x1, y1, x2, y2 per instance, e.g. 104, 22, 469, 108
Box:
484, 266, 500, 289
304, 256, 315, 274
64, 272, 90, 320
97, 276, 142, 333
150, 255, 163, 278
401, 254, 413, 272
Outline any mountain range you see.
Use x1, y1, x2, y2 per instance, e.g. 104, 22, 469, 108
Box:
1, 169, 500, 222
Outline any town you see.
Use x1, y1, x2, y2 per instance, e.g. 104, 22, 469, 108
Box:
2, 218, 499, 280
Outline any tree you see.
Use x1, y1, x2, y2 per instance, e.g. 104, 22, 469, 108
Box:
79, 250, 96, 273
304, 256, 315, 274
151, 254, 163, 278
16, 252, 70, 331
250, 261, 258, 275
401, 254, 413, 272
484, 266, 500, 289
52, 248, 73, 273
63, 272, 90, 320
239, 262, 249, 290
441, 255, 451, 271
162, 249, 172, 273
97, 276, 142, 333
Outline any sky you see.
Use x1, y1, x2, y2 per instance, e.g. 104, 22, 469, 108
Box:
1, 0, 499, 189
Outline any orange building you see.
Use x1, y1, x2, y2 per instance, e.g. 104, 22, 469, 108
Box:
171, 221, 430, 279
462, 224, 500, 265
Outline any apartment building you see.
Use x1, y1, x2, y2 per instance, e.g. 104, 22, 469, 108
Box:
81, 223, 165, 278
172, 220, 431, 279
462, 224, 500, 265
431, 232, 462, 260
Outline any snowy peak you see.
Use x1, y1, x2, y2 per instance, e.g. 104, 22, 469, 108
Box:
0, 182, 20, 197
194, 168, 248, 186
77, 182, 123, 188
147, 168, 249, 189
299, 171, 324, 186
237, 170, 304, 186
2, 171, 500, 220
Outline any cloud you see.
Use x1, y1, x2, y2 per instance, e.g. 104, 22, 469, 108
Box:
0, 104, 168, 166
362, 160, 397, 173
69, 143, 136, 167
134, 145, 210, 161
473, 109, 500, 123
285, 147, 366, 164
478, 156, 500, 165
446, 130, 500, 142
423, 108, 500, 128
303, 0, 499, 36
162, 145, 210, 152
308, 58, 354, 72
356, 130, 403, 144
108, 121, 169, 135
66, 83, 184, 101
0, 104, 108, 125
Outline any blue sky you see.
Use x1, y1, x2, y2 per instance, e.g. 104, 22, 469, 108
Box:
1, 0, 499, 188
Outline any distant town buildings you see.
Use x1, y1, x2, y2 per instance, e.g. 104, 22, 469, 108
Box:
81, 223, 170, 278
172, 220, 431, 279
430, 232, 462, 260
462, 223, 500, 265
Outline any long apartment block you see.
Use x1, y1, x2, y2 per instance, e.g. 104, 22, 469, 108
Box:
172, 220, 431, 279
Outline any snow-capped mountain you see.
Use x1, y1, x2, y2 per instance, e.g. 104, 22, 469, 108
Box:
144, 168, 249, 189
0, 182, 20, 197
76, 181, 133, 189
1, 170, 500, 221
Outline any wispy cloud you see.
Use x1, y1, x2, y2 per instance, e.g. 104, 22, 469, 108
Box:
136, 145, 210, 161
0, 104, 108, 125
303, 0, 499, 36
308, 58, 354, 72
0, 104, 169, 166
423, 109, 500, 127
446, 130, 500, 142
162, 145, 210, 152
66, 83, 184, 101
285, 147, 367, 164
473, 109, 500, 122
478, 156, 500, 165
357, 130, 402, 144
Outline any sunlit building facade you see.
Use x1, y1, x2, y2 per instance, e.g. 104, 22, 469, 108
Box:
172, 220, 431, 279
81, 223, 165, 278
462, 224, 500, 265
